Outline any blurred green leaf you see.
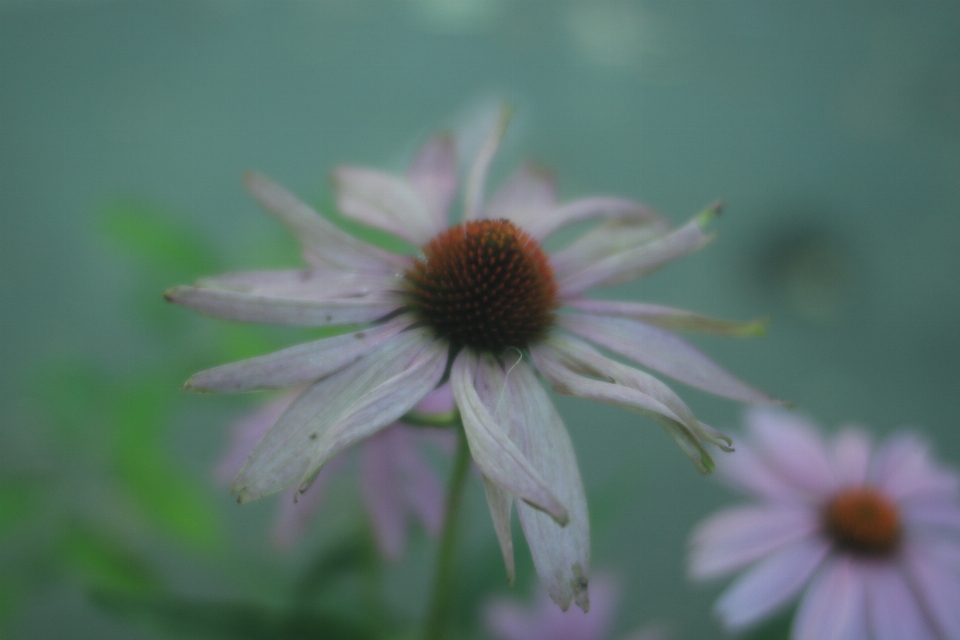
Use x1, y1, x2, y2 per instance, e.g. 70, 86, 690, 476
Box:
0, 477, 44, 536
98, 200, 217, 278
111, 382, 221, 547
742, 607, 794, 640
59, 523, 160, 594
34, 364, 112, 446
92, 591, 379, 640
292, 531, 378, 601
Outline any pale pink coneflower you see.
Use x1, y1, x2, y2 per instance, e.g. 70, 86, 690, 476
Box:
484, 575, 666, 640
688, 407, 960, 639
167, 110, 777, 612
216, 385, 455, 557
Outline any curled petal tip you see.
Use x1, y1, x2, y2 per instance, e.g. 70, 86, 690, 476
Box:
696, 201, 724, 228
163, 287, 179, 303
739, 318, 770, 337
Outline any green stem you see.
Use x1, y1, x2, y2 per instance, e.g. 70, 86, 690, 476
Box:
424, 422, 471, 640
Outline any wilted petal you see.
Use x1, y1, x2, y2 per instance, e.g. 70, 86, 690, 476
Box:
791, 558, 869, 640
560, 314, 776, 405
482, 163, 556, 229
550, 217, 671, 280
532, 336, 723, 474
564, 298, 767, 337
407, 134, 458, 230
477, 352, 590, 612
716, 538, 831, 631
451, 350, 568, 524
215, 392, 298, 483
689, 505, 819, 580
243, 171, 401, 270
527, 197, 661, 242
870, 434, 960, 503
903, 540, 960, 639
186, 316, 410, 392
864, 562, 937, 640
464, 105, 510, 221
746, 408, 839, 498
232, 329, 445, 502
556, 213, 712, 296
197, 269, 402, 301
483, 476, 516, 584
831, 427, 873, 488
334, 166, 441, 246
164, 285, 398, 327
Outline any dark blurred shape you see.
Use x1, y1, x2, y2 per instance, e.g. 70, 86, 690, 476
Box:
753, 214, 857, 323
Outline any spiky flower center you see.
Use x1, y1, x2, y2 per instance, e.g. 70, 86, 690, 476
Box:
823, 487, 901, 556
404, 219, 558, 352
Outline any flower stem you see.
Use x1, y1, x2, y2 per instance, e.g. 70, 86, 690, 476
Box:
424, 422, 471, 640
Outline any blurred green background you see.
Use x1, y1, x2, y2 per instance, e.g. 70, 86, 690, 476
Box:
2, 1, 959, 639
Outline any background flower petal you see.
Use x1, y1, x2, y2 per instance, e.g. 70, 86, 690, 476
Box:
791, 557, 869, 640
746, 407, 839, 498
864, 562, 937, 640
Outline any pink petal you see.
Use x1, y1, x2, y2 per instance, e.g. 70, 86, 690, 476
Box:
903, 540, 960, 639
555, 214, 711, 296
450, 350, 568, 525
164, 285, 399, 327
863, 562, 937, 640
831, 427, 873, 488
406, 134, 458, 230
361, 427, 408, 559
482, 163, 556, 230
526, 197, 660, 242
411, 382, 456, 415
478, 352, 590, 612
792, 557, 869, 640
463, 105, 510, 221
714, 440, 809, 504
395, 426, 447, 536
243, 171, 402, 271
231, 329, 445, 502
715, 537, 831, 631
870, 434, 960, 503
195, 268, 401, 301
689, 505, 819, 580
271, 454, 348, 549
215, 392, 298, 483
334, 166, 441, 246
746, 407, 839, 498
559, 314, 776, 405
903, 502, 960, 534
564, 298, 767, 336
550, 217, 671, 281
186, 317, 409, 392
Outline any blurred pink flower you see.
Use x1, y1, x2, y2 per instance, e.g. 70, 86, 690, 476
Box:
216, 384, 455, 558
688, 407, 960, 639
484, 575, 665, 640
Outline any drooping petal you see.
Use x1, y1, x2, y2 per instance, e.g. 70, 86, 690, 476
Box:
407, 134, 458, 230
196, 268, 403, 301
864, 562, 937, 640
361, 426, 408, 559
526, 197, 661, 242
903, 540, 960, 639
689, 505, 820, 580
482, 163, 556, 229
243, 171, 401, 270
164, 285, 399, 327
231, 329, 446, 502
334, 166, 442, 246
745, 407, 839, 499
215, 392, 298, 483
531, 336, 725, 473
556, 213, 713, 296
483, 476, 516, 585
559, 314, 777, 405
791, 557, 869, 640
831, 426, 873, 488
451, 350, 568, 524
463, 105, 510, 221
563, 298, 767, 337
476, 351, 590, 612
186, 316, 411, 392
870, 433, 960, 503
715, 537, 831, 631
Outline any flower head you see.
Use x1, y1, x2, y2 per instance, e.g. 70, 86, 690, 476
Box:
168, 108, 775, 611
688, 407, 960, 639
216, 385, 454, 557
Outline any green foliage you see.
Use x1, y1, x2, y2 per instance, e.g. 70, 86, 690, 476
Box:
59, 523, 161, 594
0, 477, 43, 536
